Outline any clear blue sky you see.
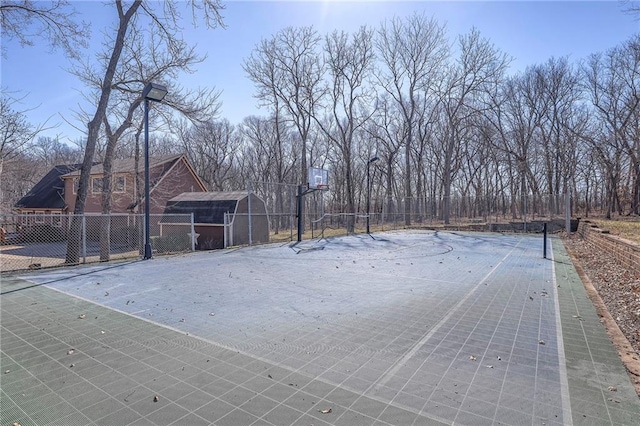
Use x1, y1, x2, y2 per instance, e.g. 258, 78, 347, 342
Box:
2, 0, 639, 145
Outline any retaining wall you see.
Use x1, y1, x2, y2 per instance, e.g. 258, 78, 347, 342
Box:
577, 220, 640, 276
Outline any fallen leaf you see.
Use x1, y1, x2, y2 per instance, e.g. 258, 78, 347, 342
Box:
179, 318, 185, 322
486, 365, 494, 369
101, 331, 105, 334
67, 349, 75, 355
268, 374, 273, 379
497, 356, 502, 361
539, 340, 545, 345
153, 396, 159, 402
78, 314, 86, 319
4, 370, 10, 374
69, 364, 74, 368
608, 386, 617, 392
318, 408, 332, 414
469, 355, 477, 361
209, 312, 215, 317
12, 422, 21, 426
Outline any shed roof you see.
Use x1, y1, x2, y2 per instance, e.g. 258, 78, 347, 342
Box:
163, 199, 238, 224
168, 191, 249, 202
15, 164, 82, 209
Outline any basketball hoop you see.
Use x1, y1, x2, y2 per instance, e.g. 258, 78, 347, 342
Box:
308, 167, 329, 190
316, 184, 328, 191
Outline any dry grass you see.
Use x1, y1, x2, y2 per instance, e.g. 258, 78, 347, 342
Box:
592, 219, 640, 245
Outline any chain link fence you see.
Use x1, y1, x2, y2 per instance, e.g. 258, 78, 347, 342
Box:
370, 193, 574, 229
0, 191, 582, 270
1, 213, 194, 273
238, 186, 580, 246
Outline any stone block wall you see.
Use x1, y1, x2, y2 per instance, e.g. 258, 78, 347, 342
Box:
577, 220, 640, 276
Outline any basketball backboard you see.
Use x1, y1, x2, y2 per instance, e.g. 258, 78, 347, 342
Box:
308, 167, 329, 190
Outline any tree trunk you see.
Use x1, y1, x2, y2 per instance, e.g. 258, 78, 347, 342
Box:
404, 127, 412, 226
99, 132, 118, 262
442, 134, 455, 225
65, 0, 142, 264
345, 151, 355, 233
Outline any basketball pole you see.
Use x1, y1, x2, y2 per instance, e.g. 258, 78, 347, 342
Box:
297, 184, 324, 242
543, 222, 547, 259
297, 185, 303, 242
298, 168, 329, 243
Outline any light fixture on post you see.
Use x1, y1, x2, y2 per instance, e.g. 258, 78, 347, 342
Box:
142, 82, 168, 260
366, 156, 379, 234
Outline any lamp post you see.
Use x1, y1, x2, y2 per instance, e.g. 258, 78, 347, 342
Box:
366, 156, 379, 234
142, 82, 168, 259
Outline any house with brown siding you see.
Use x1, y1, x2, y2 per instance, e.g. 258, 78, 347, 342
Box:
62, 154, 207, 214
16, 154, 207, 216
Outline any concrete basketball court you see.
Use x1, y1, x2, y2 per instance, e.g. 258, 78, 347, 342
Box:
1, 230, 639, 425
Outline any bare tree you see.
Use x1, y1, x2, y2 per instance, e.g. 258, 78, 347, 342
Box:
239, 115, 297, 234
0, 0, 89, 59
485, 70, 544, 219
244, 26, 324, 186
315, 27, 375, 231
0, 93, 47, 171
582, 36, 640, 216
366, 94, 405, 220
621, 0, 640, 17
65, 0, 225, 264
179, 118, 239, 191
535, 57, 584, 214
0, 93, 58, 211
375, 13, 448, 225
439, 28, 511, 223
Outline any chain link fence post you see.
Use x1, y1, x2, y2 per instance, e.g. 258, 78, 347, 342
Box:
81, 214, 87, 264
190, 213, 196, 251
247, 182, 253, 246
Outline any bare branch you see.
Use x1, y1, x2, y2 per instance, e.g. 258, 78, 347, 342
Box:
0, 0, 90, 59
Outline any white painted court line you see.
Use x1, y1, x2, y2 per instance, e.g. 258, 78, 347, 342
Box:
550, 239, 573, 426
369, 238, 523, 393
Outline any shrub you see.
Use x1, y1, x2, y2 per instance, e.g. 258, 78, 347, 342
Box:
150, 234, 190, 253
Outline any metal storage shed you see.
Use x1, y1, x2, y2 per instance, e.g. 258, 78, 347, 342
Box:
162, 191, 269, 249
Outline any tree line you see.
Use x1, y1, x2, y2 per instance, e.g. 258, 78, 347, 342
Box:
2, 4, 639, 241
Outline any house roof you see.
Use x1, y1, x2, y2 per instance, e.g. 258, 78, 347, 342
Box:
14, 164, 82, 210
61, 154, 183, 177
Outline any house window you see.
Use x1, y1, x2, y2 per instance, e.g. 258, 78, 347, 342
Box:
113, 175, 125, 193
51, 212, 62, 227
34, 212, 45, 224
92, 177, 105, 193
